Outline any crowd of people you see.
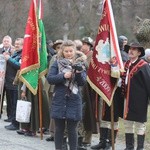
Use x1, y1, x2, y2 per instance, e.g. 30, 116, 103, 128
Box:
0, 34, 150, 150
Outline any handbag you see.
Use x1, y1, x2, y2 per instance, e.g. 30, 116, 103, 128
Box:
16, 99, 31, 123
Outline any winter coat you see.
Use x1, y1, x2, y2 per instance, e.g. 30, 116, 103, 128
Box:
47, 60, 86, 121
82, 82, 97, 133
123, 59, 150, 122
81, 50, 98, 133
5, 50, 21, 90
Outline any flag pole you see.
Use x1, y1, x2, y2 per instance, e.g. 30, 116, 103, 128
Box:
0, 92, 4, 117
111, 101, 115, 150
38, 78, 43, 140
37, 0, 47, 140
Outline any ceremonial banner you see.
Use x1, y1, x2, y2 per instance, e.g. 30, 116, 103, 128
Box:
19, 0, 39, 95
87, 0, 124, 106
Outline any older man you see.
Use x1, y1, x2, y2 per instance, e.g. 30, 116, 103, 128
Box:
0, 35, 13, 119
122, 42, 150, 150
0, 35, 13, 54
4, 38, 24, 130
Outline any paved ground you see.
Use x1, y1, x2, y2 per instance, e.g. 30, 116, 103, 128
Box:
0, 115, 54, 150
0, 102, 126, 150
1, 106, 150, 150
0, 113, 125, 150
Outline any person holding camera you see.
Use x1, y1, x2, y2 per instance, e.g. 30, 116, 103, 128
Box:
47, 40, 87, 150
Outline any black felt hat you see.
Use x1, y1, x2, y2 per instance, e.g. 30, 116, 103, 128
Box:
124, 42, 145, 57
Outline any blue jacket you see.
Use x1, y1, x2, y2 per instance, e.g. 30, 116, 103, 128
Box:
47, 60, 86, 121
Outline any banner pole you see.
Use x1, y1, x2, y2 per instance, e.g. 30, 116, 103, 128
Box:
111, 101, 115, 150
38, 78, 43, 140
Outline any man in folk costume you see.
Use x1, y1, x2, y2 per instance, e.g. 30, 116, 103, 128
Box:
91, 35, 129, 150
122, 42, 150, 150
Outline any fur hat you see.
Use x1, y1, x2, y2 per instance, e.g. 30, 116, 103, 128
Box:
124, 42, 145, 57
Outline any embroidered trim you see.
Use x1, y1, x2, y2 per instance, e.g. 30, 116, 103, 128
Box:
124, 59, 147, 119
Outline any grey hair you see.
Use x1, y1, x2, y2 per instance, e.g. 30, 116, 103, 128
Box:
3, 35, 12, 44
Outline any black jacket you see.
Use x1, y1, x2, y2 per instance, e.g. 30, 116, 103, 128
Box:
5, 50, 22, 90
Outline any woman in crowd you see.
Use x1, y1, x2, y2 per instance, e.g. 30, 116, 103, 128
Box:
47, 40, 86, 150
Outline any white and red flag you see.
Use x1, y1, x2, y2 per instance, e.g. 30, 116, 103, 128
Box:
87, 0, 124, 106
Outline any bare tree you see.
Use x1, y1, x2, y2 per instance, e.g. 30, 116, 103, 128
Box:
0, 0, 150, 43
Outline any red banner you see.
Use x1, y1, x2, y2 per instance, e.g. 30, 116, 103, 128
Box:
87, 0, 124, 106
20, 0, 39, 74
19, 0, 40, 95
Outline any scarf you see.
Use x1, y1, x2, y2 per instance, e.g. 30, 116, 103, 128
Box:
57, 58, 78, 95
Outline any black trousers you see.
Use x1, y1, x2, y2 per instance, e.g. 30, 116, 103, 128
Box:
5, 88, 19, 127
54, 118, 78, 150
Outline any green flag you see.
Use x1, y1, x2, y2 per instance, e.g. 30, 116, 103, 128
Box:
38, 19, 48, 78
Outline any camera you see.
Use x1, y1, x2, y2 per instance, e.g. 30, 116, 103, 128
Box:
72, 62, 83, 71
